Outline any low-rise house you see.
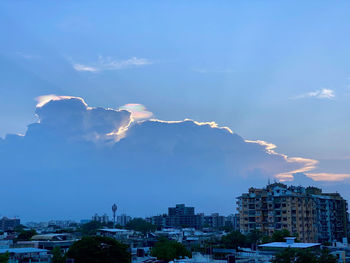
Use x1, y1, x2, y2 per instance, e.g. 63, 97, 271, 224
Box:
16, 233, 76, 253
0, 247, 50, 263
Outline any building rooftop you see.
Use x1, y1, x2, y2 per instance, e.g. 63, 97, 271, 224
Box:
259, 237, 320, 249
0, 247, 48, 254
99, 228, 131, 233
31, 233, 72, 241
259, 242, 321, 249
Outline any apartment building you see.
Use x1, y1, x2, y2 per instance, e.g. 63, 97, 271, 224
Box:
237, 183, 348, 243
0, 217, 20, 231
147, 204, 226, 229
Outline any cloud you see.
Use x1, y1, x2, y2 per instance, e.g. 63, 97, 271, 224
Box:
306, 173, 350, 181
16, 52, 41, 60
292, 89, 335, 99
0, 95, 348, 220
34, 95, 131, 143
36, 95, 86, 108
72, 56, 153, 72
73, 64, 99, 72
119, 103, 153, 121
191, 68, 235, 74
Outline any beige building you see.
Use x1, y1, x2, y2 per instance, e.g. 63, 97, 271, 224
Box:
237, 183, 348, 243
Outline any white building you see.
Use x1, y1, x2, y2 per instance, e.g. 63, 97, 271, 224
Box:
117, 214, 132, 226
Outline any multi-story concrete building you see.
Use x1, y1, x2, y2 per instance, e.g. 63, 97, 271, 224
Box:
0, 217, 20, 231
147, 204, 226, 230
225, 214, 239, 230
146, 214, 167, 228
204, 213, 225, 229
306, 187, 348, 243
92, 213, 109, 224
117, 214, 132, 226
237, 183, 348, 243
166, 204, 203, 229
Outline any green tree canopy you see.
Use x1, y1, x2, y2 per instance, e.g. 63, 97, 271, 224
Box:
318, 248, 337, 263
0, 252, 9, 263
271, 229, 293, 242
221, 231, 247, 249
246, 230, 263, 245
16, 229, 37, 241
80, 221, 103, 236
66, 236, 130, 263
272, 248, 337, 263
151, 238, 191, 262
125, 218, 156, 234
52, 247, 66, 263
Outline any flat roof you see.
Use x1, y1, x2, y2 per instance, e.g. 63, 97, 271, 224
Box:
259, 242, 321, 249
99, 228, 130, 233
0, 248, 48, 254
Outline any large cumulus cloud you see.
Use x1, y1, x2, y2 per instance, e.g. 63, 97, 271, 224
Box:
32, 96, 131, 142
0, 96, 348, 221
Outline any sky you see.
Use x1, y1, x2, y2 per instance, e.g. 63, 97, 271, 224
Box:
1, 1, 350, 221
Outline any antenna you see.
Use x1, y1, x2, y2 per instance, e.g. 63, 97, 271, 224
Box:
112, 204, 117, 228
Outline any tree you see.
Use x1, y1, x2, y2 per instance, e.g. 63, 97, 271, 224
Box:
14, 224, 26, 232
66, 236, 130, 263
261, 235, 272, 244
271, 229, 293, 242
247, 230, 262, 244
52, 247, 66, 263
16, 229, 37, 241
125, 218, 156, 234
318, 248, 337, 263
80, 221, 103, 236
272, 248, 336, 263
0, 252, 9, 263
295, 249, 317, 263
272, 247, 297, 263
220, 231, 247, 249
151, 238, 191, 262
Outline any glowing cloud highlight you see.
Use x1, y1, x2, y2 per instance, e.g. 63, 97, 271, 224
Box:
119, 103, 153, 121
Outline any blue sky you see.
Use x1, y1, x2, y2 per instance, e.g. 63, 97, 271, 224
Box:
1, 1, 350, 220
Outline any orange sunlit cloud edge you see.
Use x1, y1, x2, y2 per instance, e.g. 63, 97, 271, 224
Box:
36, 95, 350, 183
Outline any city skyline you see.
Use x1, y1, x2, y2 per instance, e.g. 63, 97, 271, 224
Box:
1, 1, 350, 221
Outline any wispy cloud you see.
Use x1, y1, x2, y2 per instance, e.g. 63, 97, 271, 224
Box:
16, 52, 41, 60
73, 64, 99, 72
246, 140, 320, 182
191, 68, 235, 74
306, 173, 350, 181
72, 56, 153, 72
292, 89, 335, 100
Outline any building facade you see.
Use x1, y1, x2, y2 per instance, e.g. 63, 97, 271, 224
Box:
166, 204, 203, 229
237, 183, 348, 243
0, 217, 20, 231
204, 213, 225, 229
117, 214, 132, 226
225, 214, 239, 231
146, 204, 226, 229
92, 213, 109, 224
